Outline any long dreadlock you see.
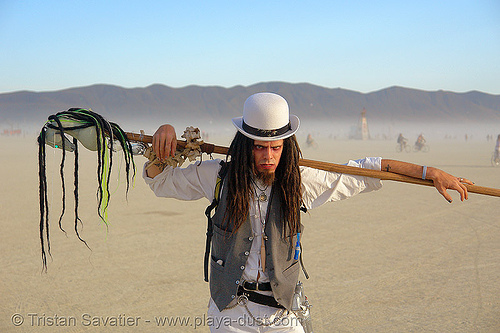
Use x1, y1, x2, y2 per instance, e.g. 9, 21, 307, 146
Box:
37, 108, 136, 271
224, 131, 303, 237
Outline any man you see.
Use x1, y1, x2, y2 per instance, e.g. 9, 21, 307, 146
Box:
415, 133, 426, 151
495, 134, 500, 160
397, 133, 408, 146
144, 92, 471, 332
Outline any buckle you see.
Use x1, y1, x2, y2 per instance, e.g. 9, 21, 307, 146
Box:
242, 281, 271, 292
242, 281, 257, 291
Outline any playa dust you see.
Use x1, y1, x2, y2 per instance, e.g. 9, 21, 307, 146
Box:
1, 134, 499, 332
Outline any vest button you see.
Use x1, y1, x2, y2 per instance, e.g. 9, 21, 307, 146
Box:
231, 295, 235, 299
236, 280, 240, 285
240, 265, 245, 270
244, 251, 249, 256
248, 236, 254, 241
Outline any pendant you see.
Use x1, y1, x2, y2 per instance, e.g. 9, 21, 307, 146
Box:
258, 192, 267, 202
261, 234, 266, 272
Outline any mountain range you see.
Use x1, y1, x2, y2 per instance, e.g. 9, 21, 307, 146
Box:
1, 82, 499, 127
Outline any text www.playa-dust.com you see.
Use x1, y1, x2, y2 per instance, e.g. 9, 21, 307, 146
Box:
11, 313, 300, 329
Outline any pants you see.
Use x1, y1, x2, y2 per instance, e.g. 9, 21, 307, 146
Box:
207, 298, 305, 332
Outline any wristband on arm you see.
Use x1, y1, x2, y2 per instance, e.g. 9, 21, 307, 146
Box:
422, 165, 427, 180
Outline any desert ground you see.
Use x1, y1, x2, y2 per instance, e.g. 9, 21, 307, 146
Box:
1, 131, 499, 332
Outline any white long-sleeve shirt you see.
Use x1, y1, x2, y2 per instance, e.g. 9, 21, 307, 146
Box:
143, 157, 382, 282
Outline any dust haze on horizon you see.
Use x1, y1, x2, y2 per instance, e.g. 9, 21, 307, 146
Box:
3, 113, 498, 143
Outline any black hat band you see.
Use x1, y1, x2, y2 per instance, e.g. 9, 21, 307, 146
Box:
242, 121, 291, 138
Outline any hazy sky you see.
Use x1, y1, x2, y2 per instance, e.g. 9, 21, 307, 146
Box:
1, 0, 499, 94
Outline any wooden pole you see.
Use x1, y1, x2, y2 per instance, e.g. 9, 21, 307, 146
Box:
125, 132, 500, 198
299, 158, 500, 198
125, 132, 229, 155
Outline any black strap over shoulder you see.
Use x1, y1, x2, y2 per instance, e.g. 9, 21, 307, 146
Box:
203, 160, 229, 282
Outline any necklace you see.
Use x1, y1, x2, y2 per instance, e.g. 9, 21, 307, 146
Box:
252, 179, 269, 202
255, 192, 268, 272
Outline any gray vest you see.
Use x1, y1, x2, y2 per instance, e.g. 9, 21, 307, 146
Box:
209, 181, 302, 311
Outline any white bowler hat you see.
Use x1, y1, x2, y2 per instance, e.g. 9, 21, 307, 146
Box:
232, 92, 300, 141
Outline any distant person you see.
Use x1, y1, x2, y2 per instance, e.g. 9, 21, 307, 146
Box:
495, 134, 500, 160
305, 134, 317, 148
144, 92, 471, 332
397, 133, 408, 146
415, 133, 426, 151
396, 133, 409, 152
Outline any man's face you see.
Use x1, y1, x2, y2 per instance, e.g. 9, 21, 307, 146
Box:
253, 139, 284, 179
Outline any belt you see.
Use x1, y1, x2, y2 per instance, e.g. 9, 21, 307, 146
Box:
242, 281, 272, 292
237, 286, 284, 309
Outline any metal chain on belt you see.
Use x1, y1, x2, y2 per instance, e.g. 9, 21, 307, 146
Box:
229, 294, 288, 327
